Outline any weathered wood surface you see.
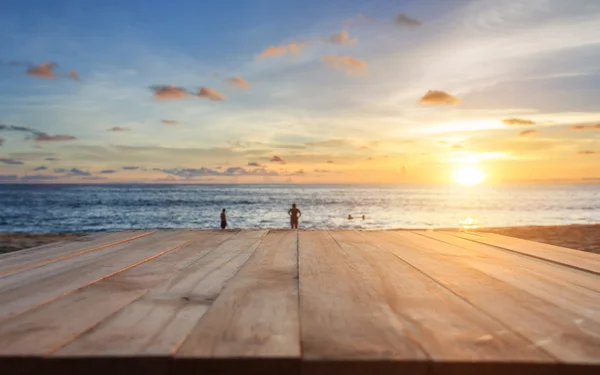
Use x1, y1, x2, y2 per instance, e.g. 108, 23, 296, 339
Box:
0, 229, 598, 375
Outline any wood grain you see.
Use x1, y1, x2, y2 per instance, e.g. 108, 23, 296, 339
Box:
374, 231, 600, 363
0, 231, 192, 320
298, 230, 428, 363
451, 232, 600, 275
56, 230, 266, 355
177, 230, 300, 358
0, 232, 232, 355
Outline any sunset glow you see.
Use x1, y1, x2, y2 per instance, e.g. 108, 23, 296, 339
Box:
0, 1, 599, 185
452, 166, 487, 185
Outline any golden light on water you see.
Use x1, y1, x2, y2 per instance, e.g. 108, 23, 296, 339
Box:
459, 217, 479, 229
452, 165, 486, 185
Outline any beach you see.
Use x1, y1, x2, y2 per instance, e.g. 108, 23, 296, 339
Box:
1, 224, 599, 255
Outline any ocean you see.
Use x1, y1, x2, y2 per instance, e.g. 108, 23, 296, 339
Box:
0, 184, 599, 233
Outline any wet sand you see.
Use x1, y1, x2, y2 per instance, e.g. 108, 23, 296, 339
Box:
1, 224, 599, 255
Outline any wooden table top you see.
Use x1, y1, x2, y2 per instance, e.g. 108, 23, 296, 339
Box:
0, 229, 599, 374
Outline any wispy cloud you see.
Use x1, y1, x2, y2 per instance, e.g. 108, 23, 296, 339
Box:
161, 120, 180, 125
578, 150, 597, 155
45, 157, 62, 161
149, 85, 191, 100
322, 55, 367, 75
68, 168, 91, 176
26, 62, 57, 79
33, 165, 48, 171
121, 166, 140, 170
395, 13, 422, 27
100, 169, 117, 174
519, 129, 538, 136
247, 162, 262, 167
198, 87, 226, 101
570, 124, 600, 130
419, 90, 461, 105
0, 158, 23, 165
270, 155, 286, 164
226, 76, 250, 89
107, 126, 129, 132
256, 42, 308, 58
0, 124, 76, 142
68, 70, 80, 81
329, 31, 358, 45
503, 118, 536, 125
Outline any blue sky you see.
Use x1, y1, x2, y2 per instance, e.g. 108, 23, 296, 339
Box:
1, 0, 599, 184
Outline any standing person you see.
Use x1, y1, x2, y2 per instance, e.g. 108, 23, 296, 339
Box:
220, 208, 227, 229
288, 203, 301, 229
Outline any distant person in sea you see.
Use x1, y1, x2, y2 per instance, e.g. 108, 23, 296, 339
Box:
362, 215, 365, 220
220, 208, 227, 229
348, 214, 353, 220
288, 203, 301, 229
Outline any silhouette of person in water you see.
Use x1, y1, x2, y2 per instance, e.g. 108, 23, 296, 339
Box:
348, 214, 353, 220
220, 208, 227, 229
362, 215, 365, 220
288, 203, 301, 229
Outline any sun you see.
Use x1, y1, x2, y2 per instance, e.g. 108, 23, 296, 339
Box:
452, 165, 486, 185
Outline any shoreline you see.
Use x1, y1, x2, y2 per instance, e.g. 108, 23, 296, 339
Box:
1, 224, 599, 255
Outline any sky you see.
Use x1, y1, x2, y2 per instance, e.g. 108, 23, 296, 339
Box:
0, 0, 599, 184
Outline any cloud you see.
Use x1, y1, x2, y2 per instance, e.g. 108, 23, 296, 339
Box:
326, 160, 334, 164
419, 90, 461, 105
34, 166, 48, 171
68, 70, 80, 81
100, 169, 117, 174
343, 13, 375, 29
395, 13, 422, 27
45, 157, 62, 161
107, 126, 129, 132
226, 76, 250, 89
578, 150, 597, 155
81, 176, 108, 181
270, 155, 286, 164
21, 174, 60, 182
149, 85, 191, 100
0, 123, 76, 142
161, 120, 180, 125
54, 168, 67, 173
121, 166, 140, 170
0, 137, 3, 147
26, 62, 57, 79
0, 158, 23, 165
329, 31, 358, 45
322, 55, 368, 75
503, 118, 536, 125
68, 168, 91, 176
569, 124, 600, 130
31, 133, 77, 142
198, 87, 226, 101
247, 162, 262, 167
256, 42, 308, 58
519, 129, 538, 136
0, 175, 19, 182
314, 169, 330, 173
162, 167, 221, 178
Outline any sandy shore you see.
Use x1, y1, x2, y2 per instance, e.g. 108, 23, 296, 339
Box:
1, 224, 599, 255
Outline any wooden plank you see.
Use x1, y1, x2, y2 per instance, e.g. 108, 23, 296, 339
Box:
0, 230, 195, 320
55, 230, 267, 356
0, 231, 152, 275
176, 230, 300, 358
329, 231, 548, 361
0, 232, 234, 355
418, 231, 600, 319
372, 231, 600, 363
297, 230, 428, 368
451, 231, 600, 275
